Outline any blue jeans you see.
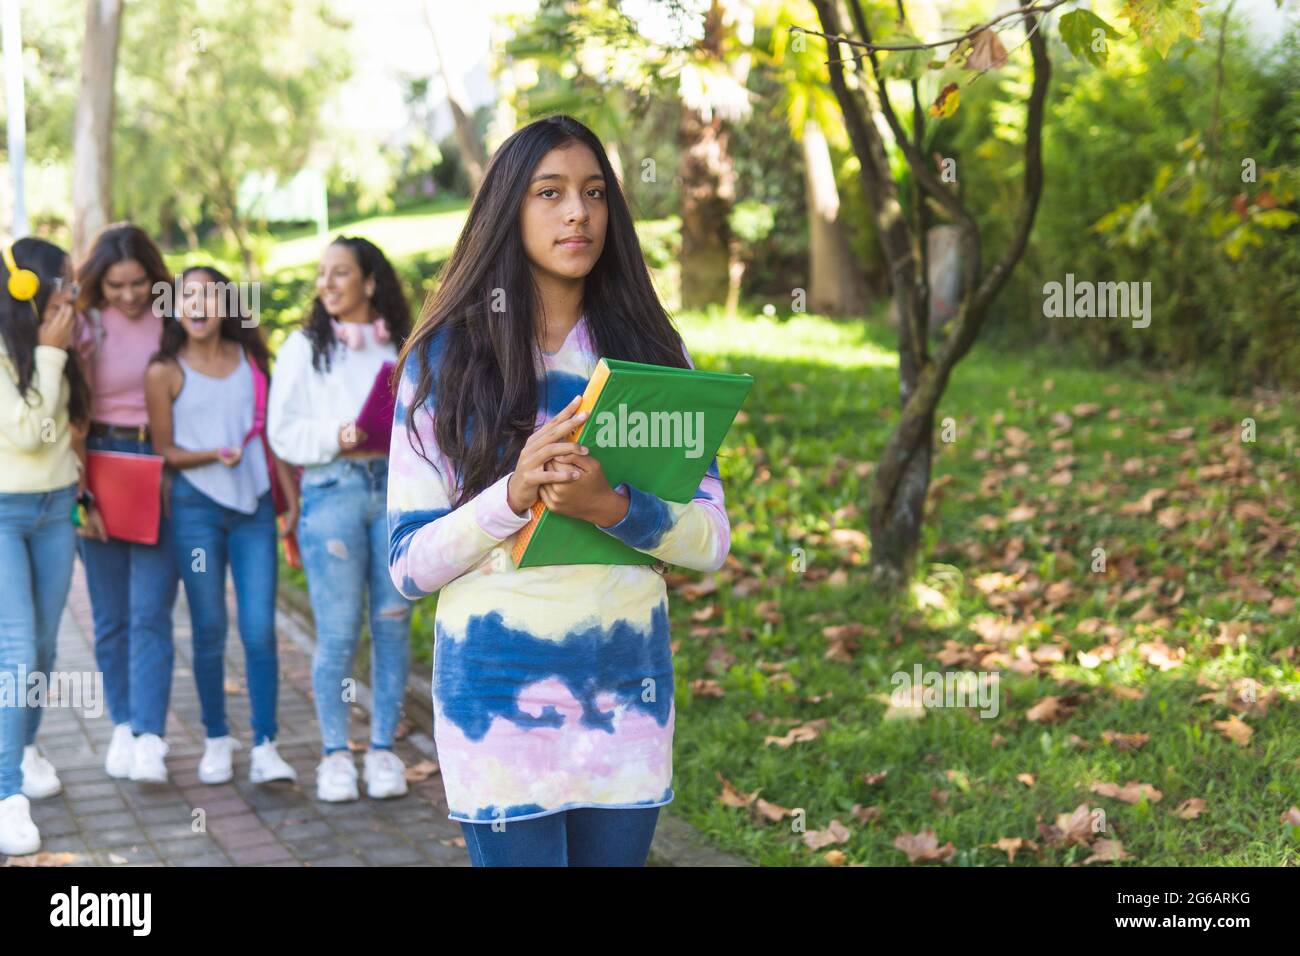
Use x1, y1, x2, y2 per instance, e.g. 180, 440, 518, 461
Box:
459, 807, 660, 866
298, 458, 411, 754
77, 433, 179, 736
169, 472, 279, 746
0, 484, 78, 799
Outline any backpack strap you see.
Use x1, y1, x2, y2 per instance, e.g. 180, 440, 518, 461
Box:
242, 348, 268, 447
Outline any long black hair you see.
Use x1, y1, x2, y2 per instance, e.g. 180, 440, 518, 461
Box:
150, 266, 272, 377
303, 236, 412, 372
395, 114, 688, 506
1, 237, 91, 425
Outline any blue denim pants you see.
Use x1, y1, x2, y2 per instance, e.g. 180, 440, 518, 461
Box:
459, 806, 661, 867
168, 472, 280, 745
77, 433, 179, 736
0, 483, 78, 799
297, 457, 412, 754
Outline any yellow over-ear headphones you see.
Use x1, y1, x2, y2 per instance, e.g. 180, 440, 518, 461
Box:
3, 242, 40, 302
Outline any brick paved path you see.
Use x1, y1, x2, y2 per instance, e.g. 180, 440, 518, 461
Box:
4, 562, 467, 867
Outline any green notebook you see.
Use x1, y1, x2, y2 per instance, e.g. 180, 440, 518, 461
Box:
511, 357, 753, 568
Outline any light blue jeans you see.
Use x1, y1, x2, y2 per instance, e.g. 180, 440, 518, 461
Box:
297, 458, 412, 755
0, 483, 78, 799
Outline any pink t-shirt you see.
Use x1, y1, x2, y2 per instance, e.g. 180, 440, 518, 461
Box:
76, 306, 163, 426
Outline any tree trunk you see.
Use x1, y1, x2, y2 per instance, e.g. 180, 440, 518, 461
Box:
678, 102, 735, 308
605, 140, 625, 190
71, 0, 124, 261
677, 0, 745, 310
423, 1, 486, 195
3, 0, 30, 237
803, 119, 868, 316
809, 0, 1051, 588
178, 212, 200, 251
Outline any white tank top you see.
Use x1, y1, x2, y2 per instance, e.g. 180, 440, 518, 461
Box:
172, 350, 269, 514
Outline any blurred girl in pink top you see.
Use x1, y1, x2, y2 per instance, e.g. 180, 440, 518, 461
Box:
73, 225, 181, 785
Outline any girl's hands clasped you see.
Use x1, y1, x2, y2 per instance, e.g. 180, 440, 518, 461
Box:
505, 395, 590, 514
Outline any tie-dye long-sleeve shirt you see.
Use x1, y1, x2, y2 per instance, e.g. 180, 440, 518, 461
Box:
387, 315, 731, 824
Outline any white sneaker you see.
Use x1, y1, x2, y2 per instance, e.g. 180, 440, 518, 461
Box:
198, 736, 241, 784
0, 794, 41, 857
315, 751, 359, 802
105, 723, 134, 779
363, 749, 409, 800
249, 741, 297, 784
20, 745, 61, 800
129, 733, 169, 783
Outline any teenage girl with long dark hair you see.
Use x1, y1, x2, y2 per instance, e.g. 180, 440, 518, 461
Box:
74, 224, 181, 784
0, 238, 91, 856
387, 115, 732, 866
267, 237, 415, 802
145, 266, 300, 787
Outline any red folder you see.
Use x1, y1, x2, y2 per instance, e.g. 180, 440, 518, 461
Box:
354, 361, 396, 453
86, 450, 164, 545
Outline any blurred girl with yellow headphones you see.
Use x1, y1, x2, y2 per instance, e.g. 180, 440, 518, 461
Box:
0, 237, 91, 857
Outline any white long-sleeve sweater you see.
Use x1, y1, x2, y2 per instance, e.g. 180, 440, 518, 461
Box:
267, 326, 397, 467
0, 342, 79, 493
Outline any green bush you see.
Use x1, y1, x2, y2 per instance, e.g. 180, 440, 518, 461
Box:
940, 20, 1300, 388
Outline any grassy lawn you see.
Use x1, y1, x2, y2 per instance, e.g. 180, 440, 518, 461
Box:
663, 310, 1299, 866
262, 199, 472, 272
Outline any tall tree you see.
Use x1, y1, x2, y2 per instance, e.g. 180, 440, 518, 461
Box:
678, 0, 753, 308
71, 0, 122, 260
114, 0, 350, 275
422, 0, 487, 194
755, 0, 869, 315
504, 0, 752, 308
3, 0, 29, 237
803, 0, 1203, 586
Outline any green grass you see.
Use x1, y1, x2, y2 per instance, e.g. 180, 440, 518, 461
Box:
659, 308, 1299, 866
262, 199, 472, 272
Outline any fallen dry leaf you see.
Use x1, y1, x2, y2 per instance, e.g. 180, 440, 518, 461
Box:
764, 719, 827, 748
850, 804, 882, 824
803, 819, 851, 850
1212, 715, 1253, 747
1101, 730, 1150, 751
1083, 839, 1132, 864
716, 772, 759, 809
988, 836, 1038, 863
1090, 780, 1163, 805
1174, 798, 1207, 820
893, 828, 955, 864
1026, 695, 1071, 723
753, 798, 792, 823
1038, 803, 1100, 848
